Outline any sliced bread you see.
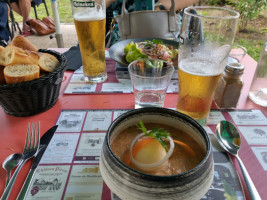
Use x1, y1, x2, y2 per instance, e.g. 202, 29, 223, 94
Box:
0, 46, 5, 66
4, 64, 40, 84
0, 45, 39, 66
0, 46, 5, 83
39, 53, 60, 72
11, 35, 38, 52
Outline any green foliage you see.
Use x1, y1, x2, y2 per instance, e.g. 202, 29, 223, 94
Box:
229, 0, 267, 30
205, 0, 228, 6
234, 38, 264, 61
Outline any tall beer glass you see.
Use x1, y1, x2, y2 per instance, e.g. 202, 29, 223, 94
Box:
70, 0, 107, 83
177, 7, 239, 125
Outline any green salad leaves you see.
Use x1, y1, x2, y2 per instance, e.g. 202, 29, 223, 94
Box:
124, 39, 178, 63
124, 41, 147, 63
144, 59, 164, 69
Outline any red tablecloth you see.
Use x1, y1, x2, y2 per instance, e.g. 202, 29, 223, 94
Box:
0, 49, 266, 200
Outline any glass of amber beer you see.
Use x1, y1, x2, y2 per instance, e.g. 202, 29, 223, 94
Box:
70, 0, 107, 83
177, 6, 239, 125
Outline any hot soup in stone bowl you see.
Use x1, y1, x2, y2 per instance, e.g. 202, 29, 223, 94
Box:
100, 107, 214, 200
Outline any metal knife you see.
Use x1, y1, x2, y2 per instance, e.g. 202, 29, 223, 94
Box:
16, 125, 58, 200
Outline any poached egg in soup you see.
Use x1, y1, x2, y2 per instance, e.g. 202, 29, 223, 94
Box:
110, 123, 206, 175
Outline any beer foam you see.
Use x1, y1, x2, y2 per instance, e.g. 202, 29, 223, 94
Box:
74, 11, 105, 21
179, 44, 231, 76
179, 58, 223, 77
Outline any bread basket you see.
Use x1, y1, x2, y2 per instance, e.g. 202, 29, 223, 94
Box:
0, 49, 67, 117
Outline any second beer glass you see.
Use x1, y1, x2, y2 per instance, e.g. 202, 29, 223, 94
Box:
71, 0, 107, 83
177, 6, 239, 125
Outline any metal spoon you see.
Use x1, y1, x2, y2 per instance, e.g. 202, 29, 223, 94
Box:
2, 153, 23, 187
216, 120, 261, 200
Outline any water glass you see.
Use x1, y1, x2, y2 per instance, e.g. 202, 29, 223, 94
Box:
249, 37, 267, 107
177, 6, 239, 125
70, 0, 107, 83
128, 59, 174, 108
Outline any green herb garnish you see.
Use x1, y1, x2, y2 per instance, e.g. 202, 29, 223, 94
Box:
137, 120, 170, 152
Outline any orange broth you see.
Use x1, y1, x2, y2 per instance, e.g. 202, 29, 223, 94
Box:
110, 123, 206, 175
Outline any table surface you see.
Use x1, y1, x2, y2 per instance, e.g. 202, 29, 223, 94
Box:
0, 49, 266, 200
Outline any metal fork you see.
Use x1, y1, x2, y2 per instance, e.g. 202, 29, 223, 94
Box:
1, 122, 40, 200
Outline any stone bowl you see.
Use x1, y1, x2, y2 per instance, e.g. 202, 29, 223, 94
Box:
100, 107, 214, 200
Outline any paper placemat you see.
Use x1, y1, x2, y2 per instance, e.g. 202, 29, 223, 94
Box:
22, 109, 267, 199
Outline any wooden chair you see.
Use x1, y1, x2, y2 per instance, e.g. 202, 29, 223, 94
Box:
31, 0, 49, 19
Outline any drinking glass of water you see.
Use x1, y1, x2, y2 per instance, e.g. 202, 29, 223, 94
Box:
128, 59, 174, 109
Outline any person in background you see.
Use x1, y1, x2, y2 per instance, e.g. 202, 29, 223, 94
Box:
105, 0, 200, 47
0, 0, 9, 46
9, 0, 37, 36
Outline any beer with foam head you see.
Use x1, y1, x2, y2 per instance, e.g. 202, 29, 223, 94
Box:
177, 6, 239, 125
176, 58, 222, 121
71, 0, 107, 83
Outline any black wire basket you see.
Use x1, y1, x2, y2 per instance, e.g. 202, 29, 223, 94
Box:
0, 49, 67, 117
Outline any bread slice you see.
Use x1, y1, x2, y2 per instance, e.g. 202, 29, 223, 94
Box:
39, 53, 60, 72
4, 64, 40, 84
0, 45, 39, 66
11, 35, 38, 52
0, 46, 5, 66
